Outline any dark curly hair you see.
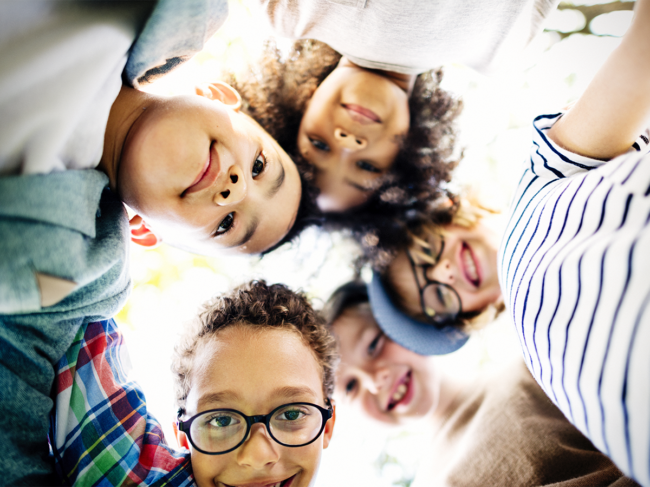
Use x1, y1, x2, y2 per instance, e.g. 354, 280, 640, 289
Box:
228, 39, 463, 252
172, 280, 339, 412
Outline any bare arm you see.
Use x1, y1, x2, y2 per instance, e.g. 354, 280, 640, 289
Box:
548, 0, 650, 159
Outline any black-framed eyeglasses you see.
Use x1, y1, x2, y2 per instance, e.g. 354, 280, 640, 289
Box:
407, 232, 462, 325
177, 401, 333, 455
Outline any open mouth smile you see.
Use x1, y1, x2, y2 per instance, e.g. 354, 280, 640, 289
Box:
461, 242, 481, 288
387, 371, 413, 411
223, 473, 297, 487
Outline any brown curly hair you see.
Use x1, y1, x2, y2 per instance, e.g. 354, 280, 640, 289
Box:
228, 39, 463, 251
171, 280, 339, 413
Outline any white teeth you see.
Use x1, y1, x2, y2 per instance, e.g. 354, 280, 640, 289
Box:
463, 249, 478, 282
392, 383, 407, 402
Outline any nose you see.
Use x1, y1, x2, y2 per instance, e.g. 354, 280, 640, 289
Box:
334, 127, 367, 151
213, 165, 247, 206
358, 367, 390, 395
236, 424, 280, 468
428, 259, 455, 285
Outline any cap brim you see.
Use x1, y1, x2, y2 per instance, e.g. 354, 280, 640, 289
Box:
367, 271, 469, 355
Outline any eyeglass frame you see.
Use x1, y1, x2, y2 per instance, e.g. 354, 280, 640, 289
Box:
176, 400, 334, 455
406, 232, 463, 326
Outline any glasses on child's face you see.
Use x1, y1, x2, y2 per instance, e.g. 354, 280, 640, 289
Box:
177, 402, 333, 455
407, 232, 462, 326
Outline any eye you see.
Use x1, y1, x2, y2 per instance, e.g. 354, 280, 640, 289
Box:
252, 152, 266, 178
276, 409, 306, 421
345, 378, 358, 395
367, 331, 383, 356
309, 137, 330, 152
356, 160, 381, 173
214, 212, 234, 236
207, 414, 240, 428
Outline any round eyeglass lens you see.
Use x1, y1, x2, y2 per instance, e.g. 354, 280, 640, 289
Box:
269, 404, 324, 446
422, 283, 461, 319
425, 232, 444, 261
191, 410, 247, 453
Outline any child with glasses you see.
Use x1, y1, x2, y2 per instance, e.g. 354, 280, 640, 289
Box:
498, 0, 650, 484
0, 2, 312, 482
353, 198, 504, 354
326, 281, 639, 486
51, 280, 337, 487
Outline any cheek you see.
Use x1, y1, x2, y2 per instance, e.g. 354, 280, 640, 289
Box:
190, 450, 228, 487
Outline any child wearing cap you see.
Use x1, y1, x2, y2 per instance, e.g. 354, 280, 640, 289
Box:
326, 281, 639, 486
51, 281, 337, 487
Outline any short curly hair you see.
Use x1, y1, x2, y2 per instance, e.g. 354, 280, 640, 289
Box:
228, 39, 463, 250
171, 280, 339, 413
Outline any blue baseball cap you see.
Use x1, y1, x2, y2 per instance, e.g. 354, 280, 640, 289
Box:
367, 271, 469, 355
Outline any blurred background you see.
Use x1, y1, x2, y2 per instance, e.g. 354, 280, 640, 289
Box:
116, 1, 635, 485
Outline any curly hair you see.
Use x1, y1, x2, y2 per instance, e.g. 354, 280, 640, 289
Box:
171, 280, 339, 413
228, 39, 463, 251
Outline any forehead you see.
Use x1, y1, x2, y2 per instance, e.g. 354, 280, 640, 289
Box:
187, 326, 324, 412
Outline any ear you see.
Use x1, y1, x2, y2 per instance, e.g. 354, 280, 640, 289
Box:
129, 215, 161, 248
195, 81, 241, 112
322, 400, 336, 449
172, 420, 191, 450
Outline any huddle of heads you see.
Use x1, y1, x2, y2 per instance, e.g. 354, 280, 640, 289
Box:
169, 249, 503, 486
119, 39, 462, 258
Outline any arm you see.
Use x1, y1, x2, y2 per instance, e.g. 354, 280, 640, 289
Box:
548, 0, 650, 159
51, 320, 192, 487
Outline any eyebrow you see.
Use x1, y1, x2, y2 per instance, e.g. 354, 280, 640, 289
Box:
266, 155, 286, 198
228, 215, 259, 249
345, 179, 372, 193
198, 390, 243, 409
270, 385, 320, 402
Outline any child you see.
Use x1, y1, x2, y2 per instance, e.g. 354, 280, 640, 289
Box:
375, 198, 504, 341
498, 0, 650, 483
229, 0, 558, 219
0, 3, 303, 484
52, 281, 337, 487
327, 281, 639, 486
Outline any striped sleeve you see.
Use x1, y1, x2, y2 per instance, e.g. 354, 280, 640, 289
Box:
498, 112, 650, 486
50, 319, 194, 487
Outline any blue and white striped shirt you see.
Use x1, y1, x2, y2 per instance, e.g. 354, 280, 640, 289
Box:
499, 112, 650, 486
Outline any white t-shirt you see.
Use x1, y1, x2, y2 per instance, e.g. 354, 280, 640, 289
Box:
499, 112, 650, 486
258, 0, 558, 75
0, 2, 151, 176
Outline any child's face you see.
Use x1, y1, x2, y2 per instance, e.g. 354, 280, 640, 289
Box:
181, 326, 334, 487
388, 222, 502, 318
333, 304, 441, 425
297, 62, 410, 212
118, 94, 301, 255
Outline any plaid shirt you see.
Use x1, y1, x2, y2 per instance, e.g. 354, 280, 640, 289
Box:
50, 319, 194, 487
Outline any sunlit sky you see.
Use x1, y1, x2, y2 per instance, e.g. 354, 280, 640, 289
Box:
119, 1, 632, 485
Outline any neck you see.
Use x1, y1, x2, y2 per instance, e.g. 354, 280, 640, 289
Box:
338, 57, 417, 95
99, 85, 153, 191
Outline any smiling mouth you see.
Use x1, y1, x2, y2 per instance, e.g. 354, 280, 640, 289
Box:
342, 103, 382, 124
184, 141, 220, 196
387, 371, 412, 411
461, 242, 481, 287
223, 473, 297, 487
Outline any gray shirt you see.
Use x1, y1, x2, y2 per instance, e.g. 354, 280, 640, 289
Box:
259, 0, 559, 75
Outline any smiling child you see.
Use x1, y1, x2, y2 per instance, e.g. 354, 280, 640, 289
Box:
326, 281, 639, 486
224, 0, 558, 238
0, 2, 307, 484
52, 281, 337, 487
